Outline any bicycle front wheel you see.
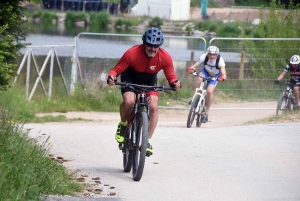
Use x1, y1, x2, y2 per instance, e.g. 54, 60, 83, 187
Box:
187, 94, 200, 128
196, 98, 205, 127
132, 111, 149, 181
123, 123, 133, 172
276, 94, 288, 115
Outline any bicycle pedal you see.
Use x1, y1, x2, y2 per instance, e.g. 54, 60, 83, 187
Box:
118, 143, 123, 150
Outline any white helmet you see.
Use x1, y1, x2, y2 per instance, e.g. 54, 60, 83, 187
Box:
207, 46, 219, 54
290, 55, 300, 64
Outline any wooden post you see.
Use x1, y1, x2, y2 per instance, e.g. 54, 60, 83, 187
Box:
240, 51, 245, 79
190, 51, 194, 67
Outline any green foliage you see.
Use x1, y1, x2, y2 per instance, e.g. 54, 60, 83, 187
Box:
89, 11, 111, 29
196, 20, 253, 37
115, 18, 133, 28
216, 22, 241, 37
190, 0, 219, 7
42, 11, 59, 24
0, 1, 26, 91
241, 0, 300, 79
195, 20, 223, 32
235, 0, 270, 7
149, 17, 163, 28
31, 9, 43, 19
65, 11, 88, 27
0, 109, 83, 200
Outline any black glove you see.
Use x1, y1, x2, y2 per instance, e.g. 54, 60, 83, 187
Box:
170, 80, 182, 89
274, 80, 280, 85
107, 76, 115, 84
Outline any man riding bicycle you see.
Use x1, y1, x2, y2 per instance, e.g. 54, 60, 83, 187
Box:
275, 55, 300, 108
187, 46, 227, 123
107, 27, 181, 156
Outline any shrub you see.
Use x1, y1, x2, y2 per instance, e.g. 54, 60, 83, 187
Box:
89, 11, 111, 29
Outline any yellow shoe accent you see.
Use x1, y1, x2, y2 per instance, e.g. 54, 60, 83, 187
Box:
115, 123, 125, 143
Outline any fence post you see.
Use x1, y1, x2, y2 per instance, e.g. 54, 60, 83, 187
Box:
70, 39, 78, 93
239, 51, 245, 79
26, 52, 31, 101
190, 51, 194, 66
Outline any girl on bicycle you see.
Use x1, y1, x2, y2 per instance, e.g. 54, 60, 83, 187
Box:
187, 46, 227, 123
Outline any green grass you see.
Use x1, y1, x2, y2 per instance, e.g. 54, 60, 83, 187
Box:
244, 107, 300, 125
0, 111, 84, 200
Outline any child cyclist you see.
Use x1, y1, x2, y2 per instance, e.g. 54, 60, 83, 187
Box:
187, 45, 227, 123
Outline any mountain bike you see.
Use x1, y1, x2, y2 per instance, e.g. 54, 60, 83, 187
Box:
115, 82, 173, 181
187, 71, 217, 128
275, 81, 296, 115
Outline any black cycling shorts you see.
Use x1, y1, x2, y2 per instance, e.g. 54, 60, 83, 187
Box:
120, 69, 158, 96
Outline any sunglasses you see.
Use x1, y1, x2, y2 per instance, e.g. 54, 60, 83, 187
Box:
146, 43, 160, 48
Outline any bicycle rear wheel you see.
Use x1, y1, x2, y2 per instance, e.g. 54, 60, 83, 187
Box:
276, 94, 289, 115
187, 94, 200, 128
132, 111, 149, 181
123, 124, 133, 172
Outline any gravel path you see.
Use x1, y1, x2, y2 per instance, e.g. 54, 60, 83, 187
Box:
26, 102, 300, 201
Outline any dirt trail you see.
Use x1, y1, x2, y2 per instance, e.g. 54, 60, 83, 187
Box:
37, 101, 277, 128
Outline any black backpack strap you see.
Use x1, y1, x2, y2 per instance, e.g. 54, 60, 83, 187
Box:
204, 55, 209, 66
215, 55, 220, 69
204, 54, 221, 69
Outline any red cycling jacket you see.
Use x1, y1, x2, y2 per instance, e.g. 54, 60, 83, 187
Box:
108, 44, 178, 85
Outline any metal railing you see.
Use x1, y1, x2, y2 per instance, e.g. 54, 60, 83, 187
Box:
14, 45, 74, 101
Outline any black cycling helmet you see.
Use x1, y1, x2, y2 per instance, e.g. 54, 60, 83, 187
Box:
142, 27, 164, 46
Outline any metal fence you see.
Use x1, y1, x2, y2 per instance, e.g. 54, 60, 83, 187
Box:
15, 34, 300, 110
14, 45, 75, 101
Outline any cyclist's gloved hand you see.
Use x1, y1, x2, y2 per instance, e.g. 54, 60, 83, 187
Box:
218, 76, 225, 82
187, 67, 194, 72
171, 80, 181, 90
274, 80, 280, 85
107, 76, 116, 85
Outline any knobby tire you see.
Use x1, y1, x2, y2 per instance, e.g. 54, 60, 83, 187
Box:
123, 123, 133, 172
276, 94, 289, 115
196, 98, 205, 127
132, 111, 149, 181
187, 94, 200, 128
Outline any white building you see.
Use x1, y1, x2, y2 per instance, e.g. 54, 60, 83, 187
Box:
131, 0, 190, 21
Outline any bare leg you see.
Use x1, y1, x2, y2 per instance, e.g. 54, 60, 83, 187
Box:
205, 84, 216, 114
148, 95, 158, 139
196, 76, 203, 88
120, 92, 135, 122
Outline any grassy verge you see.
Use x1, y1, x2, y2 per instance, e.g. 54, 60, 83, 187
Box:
244, 108, 300, 125
0, 110, 84, 200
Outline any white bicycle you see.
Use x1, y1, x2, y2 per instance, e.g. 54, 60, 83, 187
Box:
187, 71, 217, 128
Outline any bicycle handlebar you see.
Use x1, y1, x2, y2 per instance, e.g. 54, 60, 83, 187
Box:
114, 82, 175, 92
191, 70, 217, 82
274, 80, 296, 88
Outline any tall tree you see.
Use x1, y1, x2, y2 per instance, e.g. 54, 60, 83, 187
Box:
0, 0, 26, 91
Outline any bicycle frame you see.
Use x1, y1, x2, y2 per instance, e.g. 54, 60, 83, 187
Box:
192, 80, 208, 114
129, 92, 150, 148
187, 70, 217, 128
276, 82, 296, 115
114, 81, 173, 181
